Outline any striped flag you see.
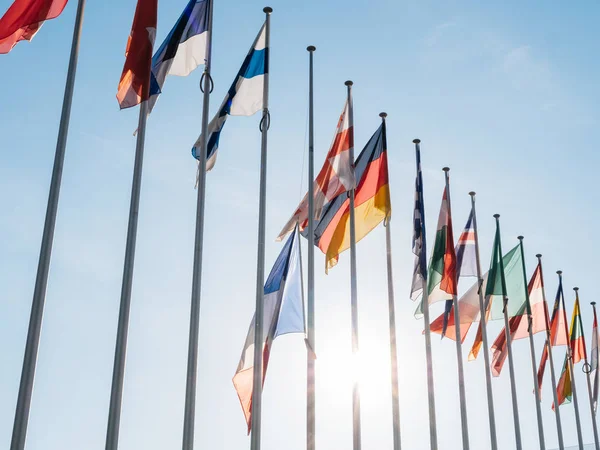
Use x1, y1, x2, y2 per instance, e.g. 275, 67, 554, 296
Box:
553, 355, 572, 410
489, 261, 549, 376
232, 228, 306, 432
0, 0, 67, 53
311, 121, 390, 272
278, 99, 355, 241
192, 21, 267, 170
148, 0, 210, 112
537, 281, 568, 395
117, 0, 158, 109
410, 142, 427, 301
592, 305, 599, 413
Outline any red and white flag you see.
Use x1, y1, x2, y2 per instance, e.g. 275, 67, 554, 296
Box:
277, 99, 355, 240
0, 0, 68, 54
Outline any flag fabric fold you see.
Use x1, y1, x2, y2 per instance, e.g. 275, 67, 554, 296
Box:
490, 261, 549, 377
554, 355, 573, 410
410, 144, 427, 301
148, 0, 210, 112
116, 0, 158, 109
310, 121, 390, 272
0, 0, 67, 54
191, 22, 266, 170
232, 228, 306, 432
277, 100, 355, 241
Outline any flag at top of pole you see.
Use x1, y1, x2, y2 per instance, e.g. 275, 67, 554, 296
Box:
410, 140, 427, 301
0, 0, 68, 53
278, 99, 355, 241
116, 0, 158, 109
148, 0, 210, 112
191, 21, 267, 170
592, 302, 600, 413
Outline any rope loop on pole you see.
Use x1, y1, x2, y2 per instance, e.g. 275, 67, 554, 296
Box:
383, 216, 389, 227
583, 362, 592, 374
199, 72, 214, 94
259, 110, 271, 132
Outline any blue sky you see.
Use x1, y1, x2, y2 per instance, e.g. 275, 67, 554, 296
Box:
1, 0, 600, 449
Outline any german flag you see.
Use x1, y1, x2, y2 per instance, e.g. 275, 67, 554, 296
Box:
311, 120, 390, 272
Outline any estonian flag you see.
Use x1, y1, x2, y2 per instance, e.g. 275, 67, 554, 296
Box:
192, 21, 267, 170
148, 0, 210, 112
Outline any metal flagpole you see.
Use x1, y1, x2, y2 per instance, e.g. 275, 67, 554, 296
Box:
469, 193, 497, 450
537, 255, 564, 450
575, 289, 600, 450
10, 1, 87, 449
249, 7, 272, 450
558, 271, 584, 449
443, 168, 469, 450
517, 237, 545, 450
592, 302, 599, 419
414, 139, 438, 450
345, 80, 362, 450
106, 101, 150, 450
306, 44, 316, 450
381, 113, 401, 450
182, 0, 214, 447
494, 214, 522, 450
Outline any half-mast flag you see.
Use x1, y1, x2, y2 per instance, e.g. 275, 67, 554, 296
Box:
490, 261, 548, 376
429, 208, 479, 340
278, 100, 355, 241
414, 187, 456, 322
117, 0, 158, 109
311, 121, 390, 272
592, 305, 599, 413
0, 0, 67, 54
537, 280, 568, 395
232, 228, 306, 432
148, 0, 210, 112
191, 22, 266, 170
410, 142, 427, 301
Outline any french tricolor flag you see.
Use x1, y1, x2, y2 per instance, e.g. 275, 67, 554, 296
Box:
148, 0, 210, 112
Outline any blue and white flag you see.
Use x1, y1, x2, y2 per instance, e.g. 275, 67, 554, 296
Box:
192, 21, 267, 170
148, 0, 210, 112
233, 227, 306, 432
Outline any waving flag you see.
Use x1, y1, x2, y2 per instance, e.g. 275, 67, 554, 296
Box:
592, 305, 599, 412
410, 142, 427, 301
490, 261, 549, 376
537, 280, 569, 394
117, 0, 158, 109
148, 0, 210, 112
311, 122, 390, 272
554, 355, 573, 410
192, 21, 266, 170
278, 100, 355, 241
0, 0, 67, 53
233, 228, 306, 432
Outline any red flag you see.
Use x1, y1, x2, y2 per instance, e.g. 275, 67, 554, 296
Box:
0, 0, 67, 54
116, 0, 157, 109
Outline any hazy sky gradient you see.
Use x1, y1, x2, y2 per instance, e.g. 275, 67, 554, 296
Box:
1, 0, 599, 449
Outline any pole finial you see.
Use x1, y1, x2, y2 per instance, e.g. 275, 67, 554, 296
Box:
379, 112, 387, 119
518, 235, 524, 241
592, 301, 597, 306
442, 167, 450, 172
307, 45, 316, 52
345, 80, 353, 87
536, 253, 542, 258
263, 6, 273, 13
557, 270, 563, 275
493, 213, 500, 219
574, 287, 579, 291
413, 138, 421, 144
469, 191, 476, 196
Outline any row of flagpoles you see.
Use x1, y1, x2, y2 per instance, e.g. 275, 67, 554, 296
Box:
3, 1, 600, 450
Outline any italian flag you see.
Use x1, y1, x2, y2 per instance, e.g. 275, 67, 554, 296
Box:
570, 295, 587, 364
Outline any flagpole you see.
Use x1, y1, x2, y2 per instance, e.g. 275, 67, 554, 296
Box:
575, 288, 600, 450
382, 113, 401, 450
592, 302, 599, 420
558, 271, 584, 449
517, 237, 545, 450
469, 192, 498, 450
345, 79, 362, 450
443, 168, 469, 450
494, 214, 522, 450
306, 44, 316, 450
10, 1, 87, 448
414, 139, 438, 450
250, 7, 272, 450
182, 0, 214, 448
537, 255, 564, 450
